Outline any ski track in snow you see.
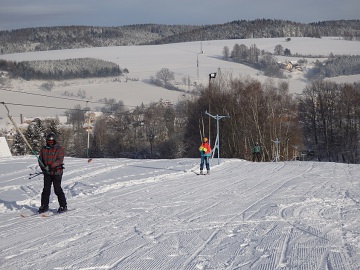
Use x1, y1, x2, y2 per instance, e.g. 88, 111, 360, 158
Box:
0, 157, 359, 269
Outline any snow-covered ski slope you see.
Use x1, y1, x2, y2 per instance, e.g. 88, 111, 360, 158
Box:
0, 157, 359, 269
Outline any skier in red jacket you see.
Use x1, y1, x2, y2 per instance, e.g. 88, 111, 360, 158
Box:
199, 137, 211, 175
38, 133, 67, 214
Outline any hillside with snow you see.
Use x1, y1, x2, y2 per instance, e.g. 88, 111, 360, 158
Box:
1, 37, 360, 120
0, 156, 359, 269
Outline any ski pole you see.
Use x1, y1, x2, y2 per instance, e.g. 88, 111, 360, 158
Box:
29, 171, 43, 179
1, 102, 47, 171
28, 164, 64, 179
29, 172, 42, 176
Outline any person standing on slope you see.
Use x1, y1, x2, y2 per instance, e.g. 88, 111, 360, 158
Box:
38, 132, 67, 214
199, 137, 212, 175
252, 142, 261, 162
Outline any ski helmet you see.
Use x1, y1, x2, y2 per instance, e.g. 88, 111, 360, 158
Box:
46, 132, 56, 141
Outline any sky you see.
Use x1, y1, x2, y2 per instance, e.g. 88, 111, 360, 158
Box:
0, 156, 359, 269
0, 0, 359, 31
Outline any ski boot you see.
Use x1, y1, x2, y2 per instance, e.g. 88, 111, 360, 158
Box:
57, 206, 68, 213
38, 205, 49, 214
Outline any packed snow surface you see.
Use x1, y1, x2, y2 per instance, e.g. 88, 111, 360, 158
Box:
0, 156, 359, 269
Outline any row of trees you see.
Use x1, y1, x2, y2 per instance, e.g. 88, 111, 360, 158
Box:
1, 20, 359, 55
0, 24, 200, 55
305, 55, 360, 80
223, 43, 285, 78
223, 43, 360, 80
8, 76, 360, 163
299, 81, 360, 163
184, 75, 301, 161
153, 19, 360, 45
0, 58, 123, 80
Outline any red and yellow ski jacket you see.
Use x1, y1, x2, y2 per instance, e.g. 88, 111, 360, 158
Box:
199, 142, 211, 157
39, 143, 64, 175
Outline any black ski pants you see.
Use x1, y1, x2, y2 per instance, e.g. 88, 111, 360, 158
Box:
41, 174, 67, 208
252, 152, 261, 162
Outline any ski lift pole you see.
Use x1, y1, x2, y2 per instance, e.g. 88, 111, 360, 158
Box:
272, 138, 281, 162
1, 102, 46, 169
205, 110, 230, 165
86, 115, 92, 162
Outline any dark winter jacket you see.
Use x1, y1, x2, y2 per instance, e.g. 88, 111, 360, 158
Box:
39, 143, 64, 175
252, 144, 261, 153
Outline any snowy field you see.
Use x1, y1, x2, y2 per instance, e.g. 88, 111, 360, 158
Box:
1, 37, 360, 119
0, 156, 359, 269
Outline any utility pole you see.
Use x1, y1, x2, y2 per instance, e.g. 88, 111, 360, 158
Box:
205, 110, 230, 165
197, 42, 204, 79
208, 72, 217, 146
197, 54, 199, 79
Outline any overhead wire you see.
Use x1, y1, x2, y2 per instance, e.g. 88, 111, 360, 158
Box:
0, 101, 152, 117
0, 101, 89, 112
0, 87, 140, 108
0, 83, 157, 117
0, 87, 100, 104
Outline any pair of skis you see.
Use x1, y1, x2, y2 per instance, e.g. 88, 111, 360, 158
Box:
20, 212, 48, 218
193, 172, 210, 176
20, 209, 72, 218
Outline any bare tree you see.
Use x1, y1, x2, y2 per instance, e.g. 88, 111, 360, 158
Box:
298, 80, 360, 162
274, 44, 284, 55
92, 116, 109, 157
222, 46, 230, 60
156, 68, 175, 86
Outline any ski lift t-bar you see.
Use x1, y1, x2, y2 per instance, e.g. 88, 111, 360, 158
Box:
1, 102, 46, 169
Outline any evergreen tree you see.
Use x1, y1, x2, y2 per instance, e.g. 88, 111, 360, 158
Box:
10, 133, 27, 156
26, 118, 46, 153
46, 118, 62, 137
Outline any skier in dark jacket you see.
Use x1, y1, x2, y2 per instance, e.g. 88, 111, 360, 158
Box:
38, 132, 67, 213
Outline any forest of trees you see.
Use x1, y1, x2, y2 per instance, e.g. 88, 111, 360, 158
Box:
298, 81, 360, 163
1, 19, 359, 55
0, 58, 122, 80
7, 76, 360, 164
305, 55, 360, 80
0, 24, 200, 55
223, 43, 360, 79
225, 43, 285, 78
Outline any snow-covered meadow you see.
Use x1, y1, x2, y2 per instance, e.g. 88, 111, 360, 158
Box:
1, 37, 360, 119
0, 156, 359, 269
